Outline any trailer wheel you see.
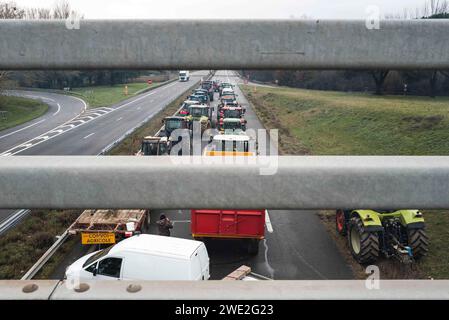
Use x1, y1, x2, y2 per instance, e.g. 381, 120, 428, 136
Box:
247, 239, 260, 255
335, 210, 347, 236
408, 228, 429, 260
348, 216, 379, 264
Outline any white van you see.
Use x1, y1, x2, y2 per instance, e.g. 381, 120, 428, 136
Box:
65, 234, 210, 281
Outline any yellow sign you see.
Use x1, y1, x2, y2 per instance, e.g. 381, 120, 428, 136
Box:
81, 232, 116, 245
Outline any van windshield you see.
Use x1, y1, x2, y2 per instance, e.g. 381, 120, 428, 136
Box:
83, 245, 114, 267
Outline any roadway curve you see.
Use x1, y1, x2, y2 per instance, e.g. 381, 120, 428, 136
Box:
0, 90, 86, 154
0, 72, 208, 234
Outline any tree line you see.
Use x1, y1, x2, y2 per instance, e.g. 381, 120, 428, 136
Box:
241, 1, 449, 97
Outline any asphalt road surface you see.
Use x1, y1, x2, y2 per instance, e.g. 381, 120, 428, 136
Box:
0, 90, 86, 154
0, 72, 208, 234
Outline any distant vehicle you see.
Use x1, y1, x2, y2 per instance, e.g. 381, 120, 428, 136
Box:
219, 82, 234, 96
179, 100, 199, 117
179, 70, 190, 82
201, 81, 215, 101
138, 136, 170, 156
188, 94, 209, 105
65, 234, 210, 281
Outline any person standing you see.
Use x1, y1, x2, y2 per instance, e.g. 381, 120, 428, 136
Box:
156, 214, 173, 236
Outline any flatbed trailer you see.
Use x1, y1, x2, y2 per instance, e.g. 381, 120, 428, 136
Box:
69, 209, 149, 244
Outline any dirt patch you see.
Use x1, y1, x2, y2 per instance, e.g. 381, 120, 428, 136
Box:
318, 211, 426, 280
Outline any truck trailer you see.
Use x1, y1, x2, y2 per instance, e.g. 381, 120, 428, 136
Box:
191, 209, 266, 255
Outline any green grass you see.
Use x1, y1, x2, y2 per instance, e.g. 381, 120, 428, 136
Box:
241, 86, 449, 155
241, 84, 449, 279
71, 82, 161, 108
0, 95, 49, 131
0, 210, 81, 279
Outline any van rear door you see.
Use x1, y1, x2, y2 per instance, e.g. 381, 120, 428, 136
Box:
191, 243, 210, 280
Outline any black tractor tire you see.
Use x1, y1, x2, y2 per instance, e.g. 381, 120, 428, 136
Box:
408, 228, 429, 260
348, 216, 379, 264
335, 209, 347, 236
247, 239, 260, 255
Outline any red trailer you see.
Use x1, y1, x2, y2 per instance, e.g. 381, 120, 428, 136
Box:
191, 209, 266, 255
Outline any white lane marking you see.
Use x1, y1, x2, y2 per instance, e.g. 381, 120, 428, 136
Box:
53, 103, 61, 116
0, 209, 30, 234
0, 119, 46, 140
116, 117, 122, 121
263, 239, 275, 279
265, 210, 274, 233
70, 95, 88, 111
83, 132, 95, 139
0, 83, 169, 156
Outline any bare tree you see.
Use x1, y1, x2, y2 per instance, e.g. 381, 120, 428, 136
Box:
25, 7, 51, 20
422, 0, 449, 17
371, 71, 390, 95
0, 1, 25, 19
52, 0, 72, 19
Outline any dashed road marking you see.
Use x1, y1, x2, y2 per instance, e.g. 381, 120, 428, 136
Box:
83, 132, 95, 139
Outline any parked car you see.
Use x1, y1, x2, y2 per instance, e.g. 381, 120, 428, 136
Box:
65, 234, 210, 281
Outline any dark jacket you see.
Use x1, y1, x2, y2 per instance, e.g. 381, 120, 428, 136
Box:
156, 218, 173, 236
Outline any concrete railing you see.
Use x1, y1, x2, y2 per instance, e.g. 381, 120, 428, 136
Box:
1, 20, 449, 70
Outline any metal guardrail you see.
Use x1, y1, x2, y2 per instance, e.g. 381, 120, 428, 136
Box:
1, 156, 449, 210
1, 20, 449, 70
1, 280, 449, 300
20, 231, 69, 280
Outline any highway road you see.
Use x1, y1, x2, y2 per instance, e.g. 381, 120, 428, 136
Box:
50, 70, 353, 281
0, 72, 208, 234
148, 71, 353, 280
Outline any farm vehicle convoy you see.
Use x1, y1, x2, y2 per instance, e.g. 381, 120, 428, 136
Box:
68, 77, 429, 271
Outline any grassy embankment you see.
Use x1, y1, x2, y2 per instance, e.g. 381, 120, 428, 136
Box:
0, 80, 199, 279
241, 84, 449, 279
0, 95, 48, 131
71, 82, 164, 108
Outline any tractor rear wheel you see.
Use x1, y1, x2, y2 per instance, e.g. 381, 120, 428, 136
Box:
348, 216, 379, 264
408, 228, 429, 260
335, 210, 347, 236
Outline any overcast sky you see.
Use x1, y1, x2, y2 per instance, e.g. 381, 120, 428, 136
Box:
13, 0, 428, 19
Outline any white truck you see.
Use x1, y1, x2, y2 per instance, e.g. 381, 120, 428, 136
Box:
65, 234, 210, 281
179, 70, 190, 82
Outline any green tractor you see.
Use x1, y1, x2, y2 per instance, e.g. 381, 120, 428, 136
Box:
186, 105, 211, 133
336, 209, 429, 264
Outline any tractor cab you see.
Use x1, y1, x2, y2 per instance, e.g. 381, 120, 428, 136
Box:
218, 106, 245, 121
221, 118, 247, 134
179, 100, 199, 116
140, 136, 170, 156
186, 105, 211, 132
162, 116, 188, 138
188, 94, 209, 104
220, 94, 238, 107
